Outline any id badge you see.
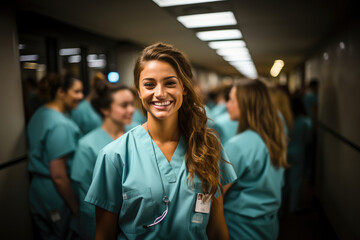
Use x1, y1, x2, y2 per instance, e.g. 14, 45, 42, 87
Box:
195, 193, 211, 214
50, 210, 61, 222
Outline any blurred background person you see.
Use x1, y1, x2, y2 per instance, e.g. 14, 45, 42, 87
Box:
71, 72, 105, 135
124, 87, 146, 131
211, 85, 238, 145
269, 85, 293, 137
70, 81, 135, 239
223, 79, 288, 240
27, 73, 83, 239
286, 92, 312, 214
303, 78, 319, 185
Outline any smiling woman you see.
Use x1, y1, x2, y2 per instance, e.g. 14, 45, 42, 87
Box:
85, 42, 236, 240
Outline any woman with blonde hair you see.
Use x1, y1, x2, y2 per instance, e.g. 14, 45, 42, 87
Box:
224, 79, 288, 240
85, 43, 235, 239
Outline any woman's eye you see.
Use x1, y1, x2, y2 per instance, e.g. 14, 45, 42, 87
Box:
144, 82, 154, 87
166, 81, 176, 86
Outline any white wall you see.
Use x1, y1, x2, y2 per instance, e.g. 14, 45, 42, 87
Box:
116, 43, 142, 87
0, 5, 33, 239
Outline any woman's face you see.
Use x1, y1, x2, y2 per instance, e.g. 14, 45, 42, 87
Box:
226, 86, 240, 121
63, 80, 83, 110
105, 89, 135, 125
138, 60, 185, 121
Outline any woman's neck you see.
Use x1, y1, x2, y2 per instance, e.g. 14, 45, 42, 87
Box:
146, 114, 180, 144
102, 118, 125, 140
45, 99, 66, 113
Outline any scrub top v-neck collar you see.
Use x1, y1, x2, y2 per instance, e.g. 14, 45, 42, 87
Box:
137, 126, 186, 184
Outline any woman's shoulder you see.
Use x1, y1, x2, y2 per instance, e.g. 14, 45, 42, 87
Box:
226, 129, 267, 154
228, 129, 264, 144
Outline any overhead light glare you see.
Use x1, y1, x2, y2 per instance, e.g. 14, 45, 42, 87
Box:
177, 11, 236, 28
223, 55, 252, 61
209, 40, 246, 49
20, 54, 39, 62
68, 55, 82, 63
270, 59, 284, 77
152, 0, 224, 7
108, 72, 119, 83
216, 47, 249, 56
196, 29, 242, 41
59, 48, 81, 56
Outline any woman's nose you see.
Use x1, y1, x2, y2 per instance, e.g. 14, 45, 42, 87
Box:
155, 85, 166, 98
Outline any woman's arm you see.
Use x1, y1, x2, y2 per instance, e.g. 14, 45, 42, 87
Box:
49, 157, 79, 214
206, 184, 231, 240
95, 206, 118, 240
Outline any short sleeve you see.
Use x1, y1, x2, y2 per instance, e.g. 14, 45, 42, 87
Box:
219, 149, 236, 186
225, 135, 269, 187
46, 124, 78, 161
70, 141, 96, 189
85, 149, 123, 213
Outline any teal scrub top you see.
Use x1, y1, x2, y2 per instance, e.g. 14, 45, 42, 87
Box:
27, 106, 81, 216
223, 130, 284, 240
278, 111, 289, 137
85, 125, 236, 240
210, 103, 227, 119
70, 127, 113, 239
212, 112, 238, 145
288, 116, 312, 164
71, 99, 102, 134
303, 91, 317, 122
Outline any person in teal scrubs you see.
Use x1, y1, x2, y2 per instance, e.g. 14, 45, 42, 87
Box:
27, 73, 83, 239
85, 43, 236, 240
211, 86, 238, 145
71, 72, 105, 134
223, 79, 288, 240
70, 82, 135, 239
286, 94, 312, 213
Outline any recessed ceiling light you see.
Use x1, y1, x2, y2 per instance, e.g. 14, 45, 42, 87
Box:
196, 29, 242, 41
208, 40, 246, 49
177, 11, 236, 28
270, 60, 284, 77
152, 0, 224, 7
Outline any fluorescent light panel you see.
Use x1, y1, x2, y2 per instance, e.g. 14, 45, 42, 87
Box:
223, 55, 251, 61
20, 54, 39, 62
208, 40, 246, 49
177, 11, 236, 28
152, 0, 224, 7
216, 47, 249, 56
196, 29, 242, 41
59, 48, 81, 56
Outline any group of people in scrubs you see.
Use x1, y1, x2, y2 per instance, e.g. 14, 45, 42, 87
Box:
27, 42, 289, 240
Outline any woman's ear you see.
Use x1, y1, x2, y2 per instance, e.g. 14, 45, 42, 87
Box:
56, 88, 65, 99
101, 108, 109, 117
137, 90, 142, 99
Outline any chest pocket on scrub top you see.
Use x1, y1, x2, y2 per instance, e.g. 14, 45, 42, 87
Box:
119, 187, 156, 234
189, 182, 211, 233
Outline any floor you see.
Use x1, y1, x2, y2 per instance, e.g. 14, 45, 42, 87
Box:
278, 183, 338, 240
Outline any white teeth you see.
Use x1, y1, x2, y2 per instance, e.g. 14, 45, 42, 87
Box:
154, 101, 170, 106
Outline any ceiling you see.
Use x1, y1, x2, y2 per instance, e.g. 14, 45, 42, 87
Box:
15, 0, 353, 78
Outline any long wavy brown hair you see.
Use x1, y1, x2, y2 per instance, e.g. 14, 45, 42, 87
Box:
234, 79, 288, 168
134, 43, 223, 196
